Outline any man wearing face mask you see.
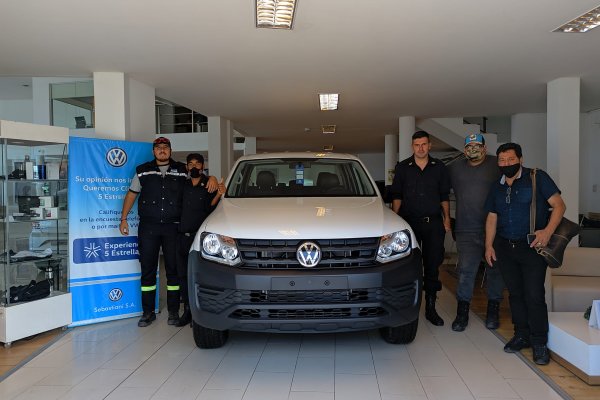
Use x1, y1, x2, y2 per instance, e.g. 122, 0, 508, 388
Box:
484, 142, 565, 365
449, 134, 504, 332
175, 153, 225, 327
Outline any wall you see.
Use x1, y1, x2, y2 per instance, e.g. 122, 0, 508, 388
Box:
0, 99, 33, 123
357, 153, 385, 181
581, 111, 600, 214
511, 113, 547, 169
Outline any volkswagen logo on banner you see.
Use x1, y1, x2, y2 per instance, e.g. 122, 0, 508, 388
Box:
297, 241, 321, 268
106, 147, 127, 167
108, 288, 123, 302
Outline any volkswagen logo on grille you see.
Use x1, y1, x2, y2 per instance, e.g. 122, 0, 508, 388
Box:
106, 147, 127, 167
297, 241, 321, 268
108, 288, 123, 302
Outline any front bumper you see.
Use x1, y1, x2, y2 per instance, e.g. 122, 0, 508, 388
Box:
188, 249, 422, 333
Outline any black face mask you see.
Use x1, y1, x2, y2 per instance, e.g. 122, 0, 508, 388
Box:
189, 167, 201, 178
499, 164, 520, 178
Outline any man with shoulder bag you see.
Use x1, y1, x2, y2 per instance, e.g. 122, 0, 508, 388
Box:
484, 142, 566, 365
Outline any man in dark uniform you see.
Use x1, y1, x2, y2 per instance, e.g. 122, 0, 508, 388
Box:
119, 137, 216, 327
175, 153, 225, 327
485, 142, 565, 365
391, 130, 451, 326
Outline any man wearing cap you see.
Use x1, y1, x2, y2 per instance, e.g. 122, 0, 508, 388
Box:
391, 130, 451, 326
175, 153, 225, 327
119, 137, 217, 327
449, 133, 504, 332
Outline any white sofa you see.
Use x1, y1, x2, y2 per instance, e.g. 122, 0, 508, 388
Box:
546, 247, 600, 312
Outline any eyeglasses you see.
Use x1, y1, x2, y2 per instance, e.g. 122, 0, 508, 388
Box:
505, 186, 511, 204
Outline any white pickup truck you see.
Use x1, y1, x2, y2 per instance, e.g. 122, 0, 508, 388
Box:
188, 152, 423, 348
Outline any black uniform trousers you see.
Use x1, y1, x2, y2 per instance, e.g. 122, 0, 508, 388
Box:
137, 221, 180, 314
406, 216, 445, 294
494, 237, 548, 345
176, 232, 196, 307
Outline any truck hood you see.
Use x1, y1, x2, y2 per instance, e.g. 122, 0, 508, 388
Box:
199, 197, 416, 245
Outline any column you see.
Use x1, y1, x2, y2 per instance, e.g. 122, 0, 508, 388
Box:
244, 137, 257, 155
384, 134, 398, 185
208, 116, 234, 179
398, 116, 415, 162
547, 77, 580, 222
93, 72, 156, 142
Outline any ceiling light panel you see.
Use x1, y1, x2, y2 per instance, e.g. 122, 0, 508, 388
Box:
256, 0, 297, 29
319, 93, 339, 110
554, 5, 600, 32
321, 125, 336, 134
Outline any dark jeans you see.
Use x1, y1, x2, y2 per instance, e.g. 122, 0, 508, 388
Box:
176, 232, 196, 307
494, 237, 548, 345
407, 216, 445, 294
456, 232, 504, 303
137, 221, 179, 313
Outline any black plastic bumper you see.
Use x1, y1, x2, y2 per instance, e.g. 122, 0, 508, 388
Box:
188, 249, 422, 333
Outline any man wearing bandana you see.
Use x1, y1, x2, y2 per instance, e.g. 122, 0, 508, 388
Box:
449, 133, 504, 332
175, 153, 225, 327
484, 142, 565, 365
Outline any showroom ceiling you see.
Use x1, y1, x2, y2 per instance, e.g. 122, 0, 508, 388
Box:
1, 0, 599, 153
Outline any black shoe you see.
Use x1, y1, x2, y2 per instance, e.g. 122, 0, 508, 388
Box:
425, 294, 444, 326
176, 306, 191, 327
138, 311, 156, 327
503, 335, 531, 353
451, 301, 470, 332
532, 344, 550, 365
167, 311, 180, 326
485, 300, 500, 330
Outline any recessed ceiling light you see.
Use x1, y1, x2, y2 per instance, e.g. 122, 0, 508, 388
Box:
321, 125, 336, 135
323, 145, 334, 151
553, 5, 600, 32
256, 0, 297, 29
319, 93, 339, 111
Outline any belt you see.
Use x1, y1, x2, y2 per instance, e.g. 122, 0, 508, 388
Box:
500, 237, 528, 247
408, 215, 440, 223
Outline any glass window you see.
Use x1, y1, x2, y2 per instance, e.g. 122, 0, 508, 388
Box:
50, 81, 94, 129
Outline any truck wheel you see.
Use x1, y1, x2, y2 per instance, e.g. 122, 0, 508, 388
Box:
192, 320, 229, 349
379, 318, 418, 344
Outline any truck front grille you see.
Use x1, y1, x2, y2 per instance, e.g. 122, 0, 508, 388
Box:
229, 307, 387, 320
236, 237, 379, 269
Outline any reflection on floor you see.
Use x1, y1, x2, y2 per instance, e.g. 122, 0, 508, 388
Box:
0, 286, 565, 400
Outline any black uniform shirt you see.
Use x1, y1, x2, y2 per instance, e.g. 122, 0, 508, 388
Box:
390, 155, 451, 219
179, 176, 217, 233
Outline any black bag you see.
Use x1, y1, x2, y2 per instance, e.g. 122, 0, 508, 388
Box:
9, 279, 51, 303
530, 169, 580, 268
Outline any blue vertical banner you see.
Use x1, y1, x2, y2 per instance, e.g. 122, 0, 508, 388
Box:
68, 137, 152, 326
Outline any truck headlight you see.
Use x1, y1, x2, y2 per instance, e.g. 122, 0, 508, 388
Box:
376, 230, 411, 263
201, 233, 241, 266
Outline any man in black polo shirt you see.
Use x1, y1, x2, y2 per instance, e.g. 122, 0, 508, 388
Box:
391, 131, 451, 326
175, 153, 224, 326
484, 142, 565, 365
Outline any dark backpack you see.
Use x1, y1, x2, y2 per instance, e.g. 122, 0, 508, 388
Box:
9, 279, 51, 303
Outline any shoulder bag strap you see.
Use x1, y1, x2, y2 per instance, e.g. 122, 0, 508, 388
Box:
530, 168, 536, 234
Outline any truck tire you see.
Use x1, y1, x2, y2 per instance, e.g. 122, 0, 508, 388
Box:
379, 318, 418, 344
192, 320, 229, 349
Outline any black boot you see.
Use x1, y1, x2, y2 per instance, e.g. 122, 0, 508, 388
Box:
425, 294, 444, 326
451, 301, 469, 332
167, 310, 180, 325
485, 300, 500, 330
176, 304, 191, 327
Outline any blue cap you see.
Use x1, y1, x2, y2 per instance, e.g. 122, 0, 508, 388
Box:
464, 133, 485, 147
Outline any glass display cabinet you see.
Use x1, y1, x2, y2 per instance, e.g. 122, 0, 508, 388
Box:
0, 120, 72, 347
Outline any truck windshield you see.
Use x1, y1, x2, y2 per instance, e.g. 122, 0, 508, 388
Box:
225, 158, 377, 198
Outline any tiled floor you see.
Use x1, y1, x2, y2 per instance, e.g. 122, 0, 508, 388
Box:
0, 288, 564, 400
